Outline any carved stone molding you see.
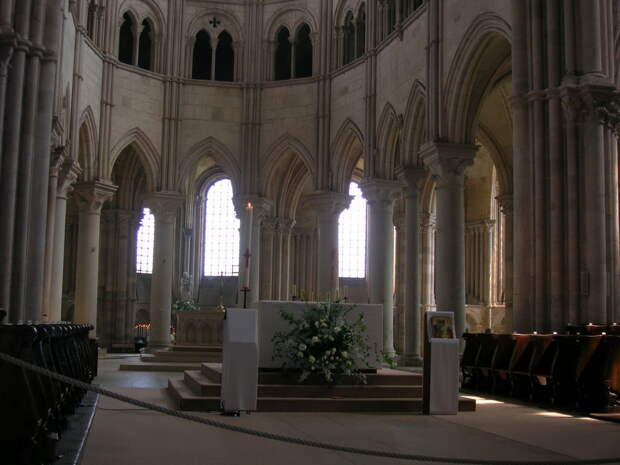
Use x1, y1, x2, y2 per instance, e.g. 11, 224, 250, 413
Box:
560, 84, 620, 134
496, 193, 514, 216
396, 166, 427, 197
233, 195, 272, 223
304, 191, 351, 222
57, 158, 82, 199
360, 178, 402, 208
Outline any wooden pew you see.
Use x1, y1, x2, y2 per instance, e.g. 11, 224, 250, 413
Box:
490, 334, 516, 394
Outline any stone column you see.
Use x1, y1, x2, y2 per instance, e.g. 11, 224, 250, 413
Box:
47, 157, 81, 322
279, 218, 295, 300
72, 181, 116, 335
497, 194, 514, 330
421, 142, 476, 339
397, 167, 426, 365
144, 192, 183, 348
260, 217, 277, 300
361, 179, 401, 356
0, 30, 15, 154
305, 192, 351, 298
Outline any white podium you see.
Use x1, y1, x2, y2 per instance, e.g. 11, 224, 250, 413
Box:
423, 312, 459, 415
221, 308, 258, 412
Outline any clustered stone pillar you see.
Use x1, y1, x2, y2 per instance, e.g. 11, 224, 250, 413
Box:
72, 181, 116, 336
47, 158, 81, 322
497, 194, 514, 327
421, 143, 476, 339
305, 192, 351, 298
145, 192, 184, 348
397, 167, 426, 365
361, 179, 402, 356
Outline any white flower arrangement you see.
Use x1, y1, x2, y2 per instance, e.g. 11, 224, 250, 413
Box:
272, 301, 371, 384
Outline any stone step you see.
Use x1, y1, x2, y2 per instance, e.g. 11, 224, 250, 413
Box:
170, 344, 222, 353
201, 363, 423, 386
168, 379, 477, 413
142, 351, 222, 363
120, 362, 202, 372
184, 370, 424, 398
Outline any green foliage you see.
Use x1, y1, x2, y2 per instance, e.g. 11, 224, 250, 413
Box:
172, 299, 197, 312
272, 301, 371, 384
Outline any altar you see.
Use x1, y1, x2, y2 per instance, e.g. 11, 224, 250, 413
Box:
256, 300, 383, 369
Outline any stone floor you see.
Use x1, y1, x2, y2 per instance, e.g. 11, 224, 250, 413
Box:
78, 356, 620, 465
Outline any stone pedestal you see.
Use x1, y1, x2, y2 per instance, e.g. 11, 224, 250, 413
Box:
305, 192, 351, 297
397, 167, 427, 365
361, 179, 401, 356
145, 191, 184, 348
73, 181, 117, 335
421, 143, 476, 339
176, 310, 224, 346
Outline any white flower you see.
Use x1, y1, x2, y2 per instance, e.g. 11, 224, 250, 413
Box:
308, 355, 316, 363
311, 336, 320, 344
297, 351, 304, 358
299, 343, 307, 351
314, 321, 320, 328
341, 351, 348, 358
334, 327, 341, 333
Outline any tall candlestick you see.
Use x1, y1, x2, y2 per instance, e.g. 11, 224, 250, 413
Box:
245, 202, 254, 288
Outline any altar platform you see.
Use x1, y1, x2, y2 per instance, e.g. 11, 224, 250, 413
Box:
168, 363, 476, 412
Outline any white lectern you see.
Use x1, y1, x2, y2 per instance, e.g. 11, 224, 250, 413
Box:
221, 308, 258, 413
422, 311, 459, 415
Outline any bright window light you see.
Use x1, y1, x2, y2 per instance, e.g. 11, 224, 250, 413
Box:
204, 179, 240, 276
339, 182, 367, 278
136, 207, 155, 274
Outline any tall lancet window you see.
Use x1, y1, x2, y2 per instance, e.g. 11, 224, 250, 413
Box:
138, 19, 153, 70
119, 12, 135, 65
294, 23, 312, 78
192, 30, 212, 80
343, 12, 355, 65
274, 27, 292, 80
356, 4, 366, 58
339, 182, 367, 278
203, 179, 240, 276
136, 208, 155, 274
215, 31, 235, 81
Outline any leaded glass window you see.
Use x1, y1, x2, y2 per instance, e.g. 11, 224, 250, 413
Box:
339, 182, 367, 278
203, 179, 240, 276
136, 207, 155, 274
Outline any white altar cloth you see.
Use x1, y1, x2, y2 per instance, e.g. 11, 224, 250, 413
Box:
429, 338, 459, 415
221, 308, 258, 412
256, 300, 383, 369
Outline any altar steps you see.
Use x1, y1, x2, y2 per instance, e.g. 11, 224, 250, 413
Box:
167, 363, 476, 413
118, 345, 222, 371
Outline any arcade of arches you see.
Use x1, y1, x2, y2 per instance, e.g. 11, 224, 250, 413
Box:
1, 0, 620, 366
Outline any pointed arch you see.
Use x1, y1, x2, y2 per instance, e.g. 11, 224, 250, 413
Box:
477, 124, 512, 196
402, 79, 427, 166
77, 106, 98, 181
264, 6, 318, 40
177, 136, 240, 193
262, 133, 315, 179
109, 128, 160, 192
187, 9, 243, 43
443, 12, 511, 143
376, 102, 400, 180
331, 118, 365, 193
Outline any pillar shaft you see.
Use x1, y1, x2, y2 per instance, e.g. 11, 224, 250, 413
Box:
48, 158, 80, 322
145, 192, 183, 348
305, 192, 351, 298
398, 167, 426, 364
421, 143, 476, 338
361, 179, 401, 356
73, 181, 116, 336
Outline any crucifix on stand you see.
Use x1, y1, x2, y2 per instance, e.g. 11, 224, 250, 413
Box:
241, 248, 251, 308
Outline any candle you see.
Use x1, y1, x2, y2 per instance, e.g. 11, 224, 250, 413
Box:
245, 202, 254, 288
292, 284, 297, 297
335, 288, 339, 301
344, 285, 349, 299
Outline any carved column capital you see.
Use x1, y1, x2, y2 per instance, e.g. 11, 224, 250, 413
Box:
396, 166, 427, 198
73, 180, 117, 213
233, 195, 272, 223
496, 193, 514, 216
57, 158, 83, 199
304, 191, 351, 222
420, 142, 477, 181
277, 217, 296, 234
144, 191, 184, 224
360, 178, 401, 208
262, 216, 278, 234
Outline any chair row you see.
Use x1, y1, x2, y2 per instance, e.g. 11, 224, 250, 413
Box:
461, 332, 620, 412
0, 324, 97, 465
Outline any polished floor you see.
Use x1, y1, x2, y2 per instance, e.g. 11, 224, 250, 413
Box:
79, 355, 620, 465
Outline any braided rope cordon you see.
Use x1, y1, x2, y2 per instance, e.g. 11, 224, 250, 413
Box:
1, 351, 619, 465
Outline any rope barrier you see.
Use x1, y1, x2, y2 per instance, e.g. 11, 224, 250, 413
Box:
1, 351, 619, 465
